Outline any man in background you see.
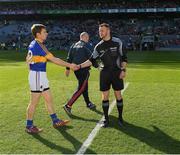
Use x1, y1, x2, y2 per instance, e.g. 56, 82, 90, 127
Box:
63, 32, 96, 115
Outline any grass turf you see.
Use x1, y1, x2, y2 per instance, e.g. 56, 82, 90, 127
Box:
0, 50, 180, 153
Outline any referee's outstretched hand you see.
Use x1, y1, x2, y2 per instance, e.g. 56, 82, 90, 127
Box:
70, 63, 80, 71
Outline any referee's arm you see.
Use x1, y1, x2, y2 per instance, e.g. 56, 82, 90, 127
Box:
79, 46, 99, 69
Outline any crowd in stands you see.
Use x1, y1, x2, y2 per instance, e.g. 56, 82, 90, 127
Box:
0, 0, 179, 12
0, 18, 180, 51
0, 0, 179, 51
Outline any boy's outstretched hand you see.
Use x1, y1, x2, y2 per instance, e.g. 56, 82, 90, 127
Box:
69, 63, 80, 71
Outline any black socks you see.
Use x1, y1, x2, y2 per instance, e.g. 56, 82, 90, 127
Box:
117, 99, 123, 120
102, 100, 109, 121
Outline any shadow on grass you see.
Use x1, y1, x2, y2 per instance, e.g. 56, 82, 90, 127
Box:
1, 51, 180, 69
69, 114, 99, 123
31, 126, 95, 154
69, 108, 103, 123
91, 108, 103, 115
128, 62, 180, 69
0, 62, 25, 66
0, 51, 67, 63
127, 51, 180, 69
109, 115, 180, 154
55, 126, 96, 154
31, 133, 74, 153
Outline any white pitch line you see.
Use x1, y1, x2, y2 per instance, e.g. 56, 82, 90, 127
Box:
76, 82, 129, 155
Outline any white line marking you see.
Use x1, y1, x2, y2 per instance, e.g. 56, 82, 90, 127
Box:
76, 82, 129, 155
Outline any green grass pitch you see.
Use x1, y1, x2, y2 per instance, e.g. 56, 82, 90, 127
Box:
0, 50, 180, 154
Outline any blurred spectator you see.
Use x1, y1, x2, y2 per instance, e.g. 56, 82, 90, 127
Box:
0, 18, 180, 50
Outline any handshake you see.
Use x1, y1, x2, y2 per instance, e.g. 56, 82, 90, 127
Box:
69, 63, 81, 71
65, 63, 81, 77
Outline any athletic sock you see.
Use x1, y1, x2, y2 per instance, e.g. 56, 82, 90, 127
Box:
50, 113, 60, 124
26, 120, 33, 128
102, 100, 109, 122
117, 99, 123, 120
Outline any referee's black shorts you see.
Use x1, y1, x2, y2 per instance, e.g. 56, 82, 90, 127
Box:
100, 69, 124, 91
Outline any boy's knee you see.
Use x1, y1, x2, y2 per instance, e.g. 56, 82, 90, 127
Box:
28, 102, 37, 108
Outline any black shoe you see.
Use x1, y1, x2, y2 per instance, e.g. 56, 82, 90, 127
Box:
118, 118, 124, 127
63, 105, 72, 115
101, 120, 109, 128
87, 102, 96, 109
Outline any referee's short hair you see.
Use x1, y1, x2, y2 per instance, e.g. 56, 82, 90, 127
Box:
99, 23, 110, 29
31, 24, 46, 38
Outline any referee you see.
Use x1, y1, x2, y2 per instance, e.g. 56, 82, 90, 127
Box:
79, 23, 128, 127
63, 32, 96, 115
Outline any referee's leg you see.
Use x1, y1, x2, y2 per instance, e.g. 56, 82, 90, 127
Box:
66, 71, 88, 108
114, 90, 124, 126
100, 70, 111, 127
112, 70, 124, 126
102, 90, 110, 125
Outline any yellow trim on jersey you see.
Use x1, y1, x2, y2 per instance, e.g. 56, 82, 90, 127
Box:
45, 52, 54, 59
31, 52, 53, 63
32, 56, 47, 63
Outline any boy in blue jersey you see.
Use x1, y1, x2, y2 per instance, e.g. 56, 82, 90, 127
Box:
25, 24, 79, 134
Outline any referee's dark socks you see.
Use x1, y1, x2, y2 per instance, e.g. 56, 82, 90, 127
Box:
102, 100, 109, 121
117, 99, 123, 120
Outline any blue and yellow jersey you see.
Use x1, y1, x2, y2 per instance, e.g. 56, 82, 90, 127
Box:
27, 40, 53, 72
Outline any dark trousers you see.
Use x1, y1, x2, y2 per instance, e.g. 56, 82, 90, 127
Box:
67, 69, 90, 107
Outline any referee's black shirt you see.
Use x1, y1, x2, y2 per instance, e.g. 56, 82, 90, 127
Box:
91, 37, 127, 70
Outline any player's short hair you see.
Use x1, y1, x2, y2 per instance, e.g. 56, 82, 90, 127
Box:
99, 23, 110, 29
31, 24, 46, 38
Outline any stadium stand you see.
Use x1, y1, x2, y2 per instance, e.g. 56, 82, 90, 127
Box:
0, 0, 179, 11
0, 0, 179, 51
